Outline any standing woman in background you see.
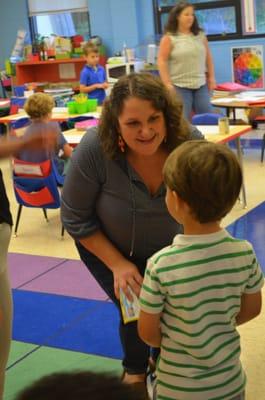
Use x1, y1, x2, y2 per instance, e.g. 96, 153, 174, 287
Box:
158, 1, 216, 120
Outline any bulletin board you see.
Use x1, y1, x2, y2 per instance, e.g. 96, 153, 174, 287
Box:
231, 45, 264, 88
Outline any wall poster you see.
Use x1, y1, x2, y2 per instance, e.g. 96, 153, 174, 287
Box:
232, 45, 264, 88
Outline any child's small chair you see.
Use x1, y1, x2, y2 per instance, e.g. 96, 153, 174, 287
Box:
192, 112, 224, 125
12, 158, 64, 237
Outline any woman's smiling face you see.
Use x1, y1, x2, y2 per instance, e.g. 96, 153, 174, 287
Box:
118, 97, 167, 157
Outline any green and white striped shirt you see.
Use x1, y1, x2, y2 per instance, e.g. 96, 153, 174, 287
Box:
140, 229, 264, 400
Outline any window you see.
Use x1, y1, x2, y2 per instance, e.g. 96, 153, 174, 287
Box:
153, 0, 265, 40
256, 0, 265, 34
27, 0, 91, 40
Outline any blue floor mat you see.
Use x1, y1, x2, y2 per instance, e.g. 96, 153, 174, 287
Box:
227, 201, 265, 274
12, 290, 122, 359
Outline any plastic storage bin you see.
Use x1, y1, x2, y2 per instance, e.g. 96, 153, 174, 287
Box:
67, 102, 76, 114
75, 102, 87, 114
87, 99, 98, 112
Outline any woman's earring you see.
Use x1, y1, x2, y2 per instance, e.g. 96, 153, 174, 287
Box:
118, 135, 125, 153
164, 135, 167, 143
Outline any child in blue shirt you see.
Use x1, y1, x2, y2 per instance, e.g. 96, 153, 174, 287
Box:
79, 42, 108, 105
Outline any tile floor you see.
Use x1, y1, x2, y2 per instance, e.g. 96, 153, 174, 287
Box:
1, 135, 265, 400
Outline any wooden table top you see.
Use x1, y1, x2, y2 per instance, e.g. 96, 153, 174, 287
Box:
212, 97, 265, 109
63, 125, 252, 146
0, 107, 102, 124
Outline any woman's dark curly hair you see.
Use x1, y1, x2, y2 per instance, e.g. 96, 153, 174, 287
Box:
98, 72, 190, 159
164, 1, 202, 35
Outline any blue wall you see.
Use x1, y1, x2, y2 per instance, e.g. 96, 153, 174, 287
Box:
0, 0, 29, 69
89, 0, 154, 56
210, 37, 265, 84
0, 0, 264, 87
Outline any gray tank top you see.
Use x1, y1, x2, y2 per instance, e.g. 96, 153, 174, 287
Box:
168, 31, 207, 89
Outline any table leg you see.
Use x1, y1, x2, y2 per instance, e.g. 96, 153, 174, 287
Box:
235, 136, 247, 208
226, 107, 236, 124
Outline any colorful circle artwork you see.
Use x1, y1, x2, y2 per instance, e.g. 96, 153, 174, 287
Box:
233, 49, 263, 88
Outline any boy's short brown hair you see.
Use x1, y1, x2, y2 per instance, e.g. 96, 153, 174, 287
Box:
24, 92, 55, 120
163, 140, 242, 223
82, 42, 99, 56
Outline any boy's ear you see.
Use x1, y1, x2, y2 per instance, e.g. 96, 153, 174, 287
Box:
171, 190, 181, 210
172, 190, 178, 199
172, 190, 180, 203
172, 190, 187, 210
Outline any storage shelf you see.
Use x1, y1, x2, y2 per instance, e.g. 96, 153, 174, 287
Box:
16, 58, 86, 85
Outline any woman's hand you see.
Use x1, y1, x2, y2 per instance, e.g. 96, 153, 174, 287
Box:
113, 259, 143, 301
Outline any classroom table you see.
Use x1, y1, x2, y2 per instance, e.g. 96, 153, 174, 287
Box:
0, 107, 101, 134
64, 125, 252, 208
0, 109, 101, 123
0, 99, 10, 133
0, 99, 10, 110
211, 96, 265, 122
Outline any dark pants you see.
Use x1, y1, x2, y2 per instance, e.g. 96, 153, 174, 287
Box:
76, 242, 151, 374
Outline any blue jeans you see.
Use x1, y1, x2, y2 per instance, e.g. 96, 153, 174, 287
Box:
175, 84, 212, 121
76, 242, 150, 374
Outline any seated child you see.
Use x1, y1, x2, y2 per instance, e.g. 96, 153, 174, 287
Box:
18, 92, 72, 179
138, 140, 264, 400
79, 42, 108, 105
15, 370, 146, 400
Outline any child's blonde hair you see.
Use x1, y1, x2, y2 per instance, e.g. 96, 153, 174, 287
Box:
82, 42, 99, 56
24, 93, 55, 120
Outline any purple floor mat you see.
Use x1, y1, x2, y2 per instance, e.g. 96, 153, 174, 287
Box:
8, 253, 65, 288
20, 259, 108, 300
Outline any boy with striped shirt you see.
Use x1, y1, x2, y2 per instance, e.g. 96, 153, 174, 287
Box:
138, 141, 263, 400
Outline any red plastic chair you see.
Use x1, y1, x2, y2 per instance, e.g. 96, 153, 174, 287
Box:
12, 158, 64, 237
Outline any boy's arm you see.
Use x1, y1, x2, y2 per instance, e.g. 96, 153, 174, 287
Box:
0, 131, 56, 159
236, 291, 262, 326
80, 83, 105, 93
62, 143, 73, 158
138, 310, 162, 347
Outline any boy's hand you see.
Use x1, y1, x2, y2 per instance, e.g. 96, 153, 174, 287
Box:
97, 83, 108, 89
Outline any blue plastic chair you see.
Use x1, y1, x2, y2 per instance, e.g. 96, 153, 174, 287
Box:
192, 113, 225, 125
12, 158, 64, 237
10, 117, 30, 130
13, 85, 25, 97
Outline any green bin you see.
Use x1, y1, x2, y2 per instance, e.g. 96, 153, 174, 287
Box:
75, 102, 87, 114
67, 102, 76, 115
87, 99, 98, 112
